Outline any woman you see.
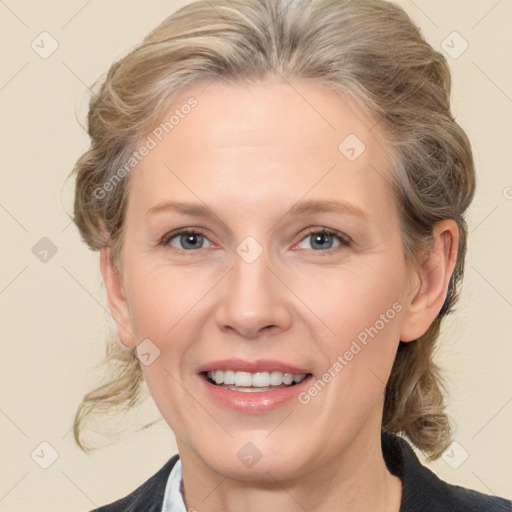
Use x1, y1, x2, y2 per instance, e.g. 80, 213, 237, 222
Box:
70, 0, 511, 510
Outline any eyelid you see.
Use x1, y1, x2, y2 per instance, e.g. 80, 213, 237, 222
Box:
299, 227, 352, 243
294, 227, 352, 251
160, 227, 213, 248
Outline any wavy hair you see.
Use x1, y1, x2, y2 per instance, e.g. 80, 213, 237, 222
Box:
71, 0, 475, 458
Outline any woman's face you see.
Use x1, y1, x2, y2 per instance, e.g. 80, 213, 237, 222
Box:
109, 79, 422, 480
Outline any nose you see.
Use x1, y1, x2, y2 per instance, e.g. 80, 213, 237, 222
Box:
214, 250, 292, 339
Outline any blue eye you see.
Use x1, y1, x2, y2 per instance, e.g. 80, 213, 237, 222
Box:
297, 229, 347, 251
164, 230, 211, 250
161, 228, 350, 253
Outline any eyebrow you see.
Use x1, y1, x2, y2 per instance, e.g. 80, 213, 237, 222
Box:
288, 199, 368, 221
146, 201, 218, 218
145, 199, 368, 222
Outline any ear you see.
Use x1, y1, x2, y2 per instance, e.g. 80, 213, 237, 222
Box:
100, 247, 135, 348
400, 219, 459, 342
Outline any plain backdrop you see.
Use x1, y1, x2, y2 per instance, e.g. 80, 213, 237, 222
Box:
1, 1, 511, 510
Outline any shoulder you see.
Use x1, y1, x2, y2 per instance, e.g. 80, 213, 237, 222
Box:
382, 431, 511, 512
89, 454, 179, 512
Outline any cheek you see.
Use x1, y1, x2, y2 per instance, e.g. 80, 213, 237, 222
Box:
293, 260, 406, 350
292, 254, 407, 408
123, 265, 208, 433
123, 262, 216, 403
125, 263, 206, 340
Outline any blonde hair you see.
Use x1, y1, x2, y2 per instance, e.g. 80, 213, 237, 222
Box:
71, 0, 475, 458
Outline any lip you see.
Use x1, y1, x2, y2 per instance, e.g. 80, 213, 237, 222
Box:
197, 358, 310, 375
197, 358, 313, 414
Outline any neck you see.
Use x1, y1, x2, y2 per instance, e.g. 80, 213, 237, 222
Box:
177, 415, 402, 512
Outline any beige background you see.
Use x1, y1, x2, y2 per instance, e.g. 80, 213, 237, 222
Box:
1, 0, 511, 510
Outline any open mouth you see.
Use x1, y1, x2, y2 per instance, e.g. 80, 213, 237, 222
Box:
203, 370, 312, 393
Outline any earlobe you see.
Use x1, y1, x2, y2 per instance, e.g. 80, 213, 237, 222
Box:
99, 247, 135, 348
400, 220, 459, 342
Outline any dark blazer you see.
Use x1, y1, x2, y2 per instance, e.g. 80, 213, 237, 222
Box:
91, 431, 511, 511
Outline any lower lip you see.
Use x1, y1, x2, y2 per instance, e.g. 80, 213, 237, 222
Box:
199, 374, 313, 413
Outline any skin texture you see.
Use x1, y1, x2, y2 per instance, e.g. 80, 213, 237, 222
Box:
100, 79, 458, 512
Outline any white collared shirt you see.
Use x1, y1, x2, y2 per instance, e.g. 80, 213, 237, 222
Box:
161, 459, 187, 512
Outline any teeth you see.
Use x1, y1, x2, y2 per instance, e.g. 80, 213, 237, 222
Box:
269, 371, 283, 386
282, 373, 294, 385
206, 370, 307, 387
223, 370, 235, 385
235, 371, 253, 387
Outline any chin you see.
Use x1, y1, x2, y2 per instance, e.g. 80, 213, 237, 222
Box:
190, 434, 314, 482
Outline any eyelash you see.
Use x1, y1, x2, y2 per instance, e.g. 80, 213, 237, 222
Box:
159, 227, 352, 254
302, 228, 352, 251
160, 228, 210, 249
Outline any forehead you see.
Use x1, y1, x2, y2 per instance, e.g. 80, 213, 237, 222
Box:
127, 79, 396, 223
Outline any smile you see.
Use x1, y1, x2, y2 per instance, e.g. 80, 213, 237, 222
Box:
205, 370, 308, 392
198, 359, 313, 412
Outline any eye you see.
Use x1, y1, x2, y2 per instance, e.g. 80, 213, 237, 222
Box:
162, 229, 212, 251
296, 229, 350, 251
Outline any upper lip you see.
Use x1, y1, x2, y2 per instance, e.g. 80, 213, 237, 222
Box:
198, 358, 311, 375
